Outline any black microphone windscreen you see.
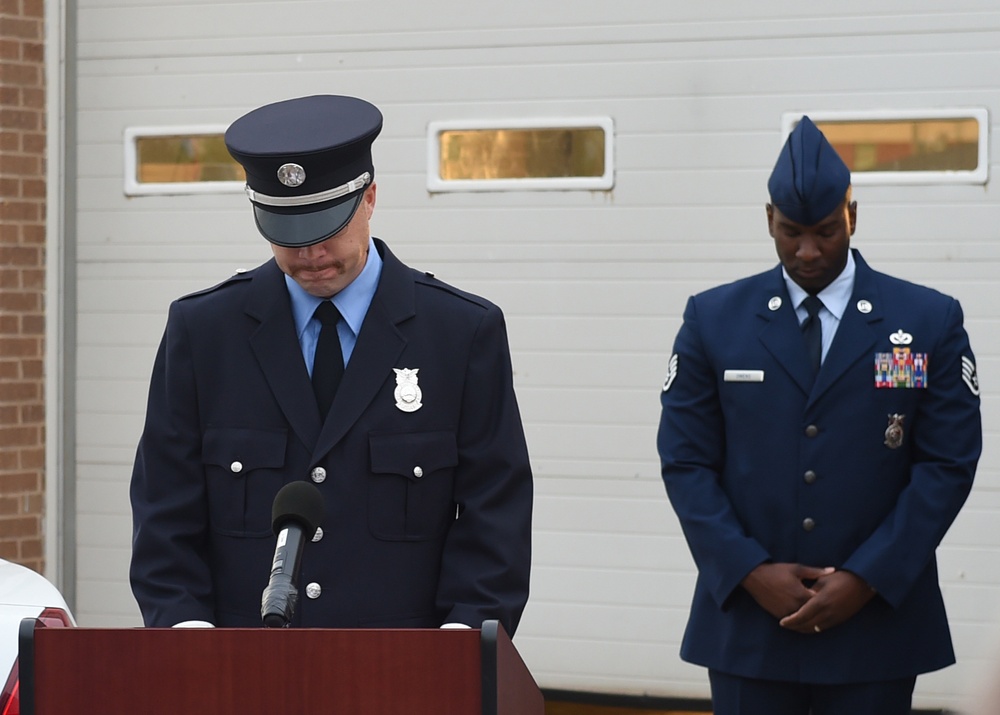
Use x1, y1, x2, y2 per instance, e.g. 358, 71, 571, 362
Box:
271, 481, 325, 535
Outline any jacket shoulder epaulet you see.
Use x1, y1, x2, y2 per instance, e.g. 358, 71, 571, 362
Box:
412, 268, 493, 310
176, 266, 257, 302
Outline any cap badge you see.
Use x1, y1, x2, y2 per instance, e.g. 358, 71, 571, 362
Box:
883, 413, 905, 449
857, 299, 873, 314
393, 368, 423, 412
889, 330, 913, 345
277, 163, 306, 188
768, 296, 782, 311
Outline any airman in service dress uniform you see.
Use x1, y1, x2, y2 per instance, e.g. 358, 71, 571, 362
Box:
657, 117, 982, 714
129, 95, 532, 634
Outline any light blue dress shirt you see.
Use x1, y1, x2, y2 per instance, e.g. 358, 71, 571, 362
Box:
284, 236, 383, 377
782, 249, 856, 365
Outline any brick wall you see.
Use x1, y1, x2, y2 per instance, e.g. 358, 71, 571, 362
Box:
0, 0, 46, 574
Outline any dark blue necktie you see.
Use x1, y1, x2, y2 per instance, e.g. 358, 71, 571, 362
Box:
801, 295, 824, 375
312, 301, 344, 418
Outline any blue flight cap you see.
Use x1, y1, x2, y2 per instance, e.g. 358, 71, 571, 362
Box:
225, 95, 383, 247
767, 116, 851, 226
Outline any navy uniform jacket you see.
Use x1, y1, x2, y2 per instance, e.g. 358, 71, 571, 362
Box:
130, 238, 532, 634
657, 249, 981, 683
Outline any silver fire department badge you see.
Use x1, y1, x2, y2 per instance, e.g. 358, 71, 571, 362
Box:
277, 163, 306, 187
884, 413, 905, 449
393, 368, 423, 412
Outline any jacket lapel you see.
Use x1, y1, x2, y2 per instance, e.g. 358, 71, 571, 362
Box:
756, 267, 816, 395
808, 250, 883, 406
311, 239, 413, 460
246, 259, 322, 451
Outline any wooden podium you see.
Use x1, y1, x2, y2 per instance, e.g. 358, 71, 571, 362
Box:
18, 619, 543, 715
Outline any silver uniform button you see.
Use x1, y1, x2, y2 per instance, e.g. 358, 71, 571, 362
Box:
413, 466, 424, 478
802, 518, 816, 532
305, 582, 322, 599
312, 527, 324, 543
805, 425, 819, 438
230, 461, 243, 473
804, 470, 817, 484
310, 466, 327, 483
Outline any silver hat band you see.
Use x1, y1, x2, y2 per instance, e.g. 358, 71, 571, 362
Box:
245, 171, 371, 208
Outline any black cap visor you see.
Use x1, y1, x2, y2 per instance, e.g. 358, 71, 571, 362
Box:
252, 191, 364, 248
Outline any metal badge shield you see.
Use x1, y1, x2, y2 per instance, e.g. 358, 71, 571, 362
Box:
393, 368, 423, 412
277, 163, 306, 187
884, 413, 905, 449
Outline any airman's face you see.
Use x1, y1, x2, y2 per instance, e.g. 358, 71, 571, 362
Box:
767, 199, 857, 295
270, 184, 377, 298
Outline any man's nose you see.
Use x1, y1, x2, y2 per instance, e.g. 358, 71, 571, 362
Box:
298, 242, 326, 260
797, 237, 821, 260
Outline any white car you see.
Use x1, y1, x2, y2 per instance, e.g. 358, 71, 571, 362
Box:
0, 559, 75, 714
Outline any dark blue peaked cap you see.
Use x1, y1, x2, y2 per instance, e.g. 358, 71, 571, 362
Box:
225, 95, 383, 247
768, 116, 851, 226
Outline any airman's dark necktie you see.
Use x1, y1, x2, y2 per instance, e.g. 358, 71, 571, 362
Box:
312, 301, 344, 418
801, 295, 824, 375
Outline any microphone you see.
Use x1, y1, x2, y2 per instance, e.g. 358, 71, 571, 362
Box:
261, 481, 325, 628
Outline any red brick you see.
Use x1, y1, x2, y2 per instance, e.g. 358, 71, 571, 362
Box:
21, 178, 44, 199
0, 496, 22, 516
20, 268, 43, 290
0, 448, 18, 470
0, 62, 40, 88
20, 224, 43, 243
0, 426, 39, 447
20, 449, 45, 469
19, 406, 43, 426
21, 134, 42, 156
0, 337, 41, 357
21, 87, 43, 110
0, 471, 39, 492
0, 541, 17, 560
0, 39, 18, 61
21, 312, 43, 333
0, 382, 38, 402
0, 200, 40, 221
0, 362, 17, 379
0, 269, 19, 288
0, 246, 40, 264
0, 18, 39, 41
20, 359, 41, 378
0, 291, 40, 311
0, 131, 18, 151
0, 153, 39, 174
0, 515, 37, 538
24, 0, 44, 18
19, 538, 42, 560
22, 41, 42, 64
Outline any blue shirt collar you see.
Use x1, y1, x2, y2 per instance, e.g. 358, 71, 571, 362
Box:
285, 236, 383, 341
782, 248, 855, 320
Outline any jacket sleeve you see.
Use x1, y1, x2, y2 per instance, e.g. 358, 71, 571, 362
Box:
842, 298, 981, 606
657, 296, 771, 607
434, 304, 533, 635
129, 300, 216, 627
